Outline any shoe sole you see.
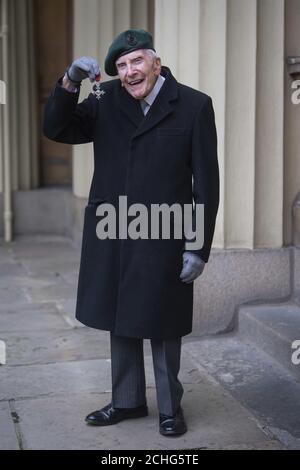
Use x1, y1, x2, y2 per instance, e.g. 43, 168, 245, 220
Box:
159, 427, 187, 437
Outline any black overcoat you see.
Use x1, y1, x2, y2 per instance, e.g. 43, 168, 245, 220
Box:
43, 66, 219, 339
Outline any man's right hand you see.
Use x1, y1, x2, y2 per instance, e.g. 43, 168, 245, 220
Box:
67, 56, 101, 84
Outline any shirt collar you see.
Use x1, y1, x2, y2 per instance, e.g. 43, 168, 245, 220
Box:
143, 74, 166, 106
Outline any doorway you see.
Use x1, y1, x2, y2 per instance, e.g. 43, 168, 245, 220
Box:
34, 0, 73, 187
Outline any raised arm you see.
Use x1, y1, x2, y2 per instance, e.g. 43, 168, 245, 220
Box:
43, 56, 101, 145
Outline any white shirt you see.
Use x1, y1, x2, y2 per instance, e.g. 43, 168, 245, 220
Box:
140, 74, 166, 115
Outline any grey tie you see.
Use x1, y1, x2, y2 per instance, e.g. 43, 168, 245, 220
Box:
140, 99, 149, 116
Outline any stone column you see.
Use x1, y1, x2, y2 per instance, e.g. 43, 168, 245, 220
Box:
155, 0, 180, 77
72, 0, 101, 199
131, 0, 149, 30
198, 0, 227, 249
224, 0, 257, 249
0, 0, 38, 193
255, 0, 284, 248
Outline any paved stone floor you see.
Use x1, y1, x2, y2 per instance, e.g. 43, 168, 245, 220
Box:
0, 236, 287, 450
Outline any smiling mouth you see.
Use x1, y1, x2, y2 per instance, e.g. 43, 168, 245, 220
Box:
128, 79, 144, 87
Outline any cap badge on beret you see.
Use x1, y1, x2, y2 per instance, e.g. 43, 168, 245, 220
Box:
126, 33, 138, 46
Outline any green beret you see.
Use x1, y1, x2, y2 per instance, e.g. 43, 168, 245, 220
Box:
105, 29, 156, 76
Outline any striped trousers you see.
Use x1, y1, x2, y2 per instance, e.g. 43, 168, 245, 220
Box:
110, 333, 184, 416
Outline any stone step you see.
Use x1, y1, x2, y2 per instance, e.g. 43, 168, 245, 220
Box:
183, 333, 300, 449
237, 302, 300, 379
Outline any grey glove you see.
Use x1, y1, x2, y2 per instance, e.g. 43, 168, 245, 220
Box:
67, 56, 101, 84
180, 252, 205, 283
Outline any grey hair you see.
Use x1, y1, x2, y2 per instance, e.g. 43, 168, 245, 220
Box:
144, 49, 159, 61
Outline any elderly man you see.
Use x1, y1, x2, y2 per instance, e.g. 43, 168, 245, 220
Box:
43, 29, 219, 437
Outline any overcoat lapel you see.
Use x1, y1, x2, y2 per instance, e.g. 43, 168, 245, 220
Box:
115, 66, 179, 137
134, 68, 179, 138
115, 83, 144, 127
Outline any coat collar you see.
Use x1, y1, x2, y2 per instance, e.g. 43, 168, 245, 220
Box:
115, 66, 178, 138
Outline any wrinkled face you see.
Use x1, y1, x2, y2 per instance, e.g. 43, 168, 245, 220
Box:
116, 49, 161, 100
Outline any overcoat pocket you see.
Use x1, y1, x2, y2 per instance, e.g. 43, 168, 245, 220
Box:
157, 128, 186, 136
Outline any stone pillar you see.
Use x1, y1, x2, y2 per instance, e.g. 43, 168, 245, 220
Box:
0, 0, 38, 194
198, 0, 227, 249
72, 0, 100, 198
11, 0, 39, 190
255, 0, 284, 248
131, 0, 149, 30
155, 0, 180, 77
225, 0, 257, 249
114, 0, 131, 34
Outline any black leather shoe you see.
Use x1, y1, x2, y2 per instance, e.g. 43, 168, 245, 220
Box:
159, 407, 187, 436
85, 403, 148, 426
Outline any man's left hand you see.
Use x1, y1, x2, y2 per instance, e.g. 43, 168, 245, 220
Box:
180, 252, 205, 283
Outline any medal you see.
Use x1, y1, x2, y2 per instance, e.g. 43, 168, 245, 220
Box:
93, 73, 105, 100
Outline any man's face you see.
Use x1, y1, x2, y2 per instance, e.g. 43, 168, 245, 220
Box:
116, 49, 161, 100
